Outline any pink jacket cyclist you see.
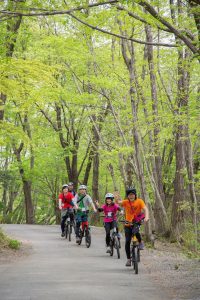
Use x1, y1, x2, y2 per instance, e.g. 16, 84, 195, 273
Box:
96, 193, 122, 253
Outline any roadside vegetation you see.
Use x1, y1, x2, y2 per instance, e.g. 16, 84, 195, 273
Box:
0, 228, 21, 251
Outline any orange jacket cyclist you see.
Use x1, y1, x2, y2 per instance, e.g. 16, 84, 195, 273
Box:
117, 187, 149, 267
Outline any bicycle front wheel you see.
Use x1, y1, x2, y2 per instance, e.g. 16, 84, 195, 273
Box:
78, 228, 82, 245
65, 224, 68, 239
110, 240, 114, 256
114, 236, 120, 259
132, 246, 139, 274
85, 228, 91, 248
68, 225, 72, 241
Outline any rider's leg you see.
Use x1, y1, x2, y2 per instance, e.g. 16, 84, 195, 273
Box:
104, 222, 111, 246
136, 232, 142, 243
75, 214, 81, 238
61, 210, 67, 236
124, 226, 132, 266
136, 231, 145, 249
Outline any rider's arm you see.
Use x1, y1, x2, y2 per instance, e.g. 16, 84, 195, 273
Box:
91, 202, 97, 213
143, 205, 149, 222
70, 200, 78, 210
58, 199, 62, 210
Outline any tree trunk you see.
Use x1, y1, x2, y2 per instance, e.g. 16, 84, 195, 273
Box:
120, 34, 154, 240
22, 180, 35, 224
145, 24, 168, 234
171, 47, 189, 241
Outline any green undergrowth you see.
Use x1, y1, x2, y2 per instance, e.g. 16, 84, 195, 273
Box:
0, 228, 21, 250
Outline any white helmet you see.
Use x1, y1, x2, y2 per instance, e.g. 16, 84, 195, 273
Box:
78, 185, 87, 190
62, 184, 68, 190
105, 193, 114, 200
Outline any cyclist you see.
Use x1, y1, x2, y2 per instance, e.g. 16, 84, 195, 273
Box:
58, 184, 78, 237
116, 187, 149, 267
68, 182, 76, 197
73, 185, 97, 243
96, 193, 123, 253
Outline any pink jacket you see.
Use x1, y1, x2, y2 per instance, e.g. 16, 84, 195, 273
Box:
101, 203, 120, 223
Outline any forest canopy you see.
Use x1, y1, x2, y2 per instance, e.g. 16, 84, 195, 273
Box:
0, 0, 199, 250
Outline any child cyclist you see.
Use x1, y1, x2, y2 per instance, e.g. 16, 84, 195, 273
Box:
73, 185, 97, 243
116, 187, 149, 267
96, 193, 123, 253
58, 184, 78, 237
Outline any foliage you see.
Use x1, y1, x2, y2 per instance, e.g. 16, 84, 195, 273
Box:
0, 0, 199, 248
0, 228, 21, 250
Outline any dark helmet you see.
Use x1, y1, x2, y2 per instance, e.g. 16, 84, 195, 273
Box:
126, 187, 137, 197
62, 184, 68, 190
105, 193, 114, 200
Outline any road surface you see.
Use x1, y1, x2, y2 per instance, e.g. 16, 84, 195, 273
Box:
0, 224, 172, 300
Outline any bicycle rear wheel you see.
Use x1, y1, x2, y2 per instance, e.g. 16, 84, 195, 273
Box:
85, 228, 91, 248
132, 246, 139, 274
114, 236, 120, 259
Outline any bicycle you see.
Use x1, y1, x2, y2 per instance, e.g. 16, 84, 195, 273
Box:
120, 217, 144, 274
77, 211, 91, 248
100, 215, 121, 259
109, 225, 121, 259
64, 209, 75, 242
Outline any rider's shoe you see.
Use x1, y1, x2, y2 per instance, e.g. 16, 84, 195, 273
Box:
61, 232, 65, 237
76, 237, 80, 243
125, 259, 131, 267
138, 241, 144, 250
106, 246, 111, 253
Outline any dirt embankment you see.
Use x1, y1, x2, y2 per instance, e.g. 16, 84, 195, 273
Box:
143, 240, 200, 300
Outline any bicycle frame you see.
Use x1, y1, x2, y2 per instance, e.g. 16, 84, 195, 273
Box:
64, 210, 75, 241
77, 211, 91, 248
100, 215, 121, 259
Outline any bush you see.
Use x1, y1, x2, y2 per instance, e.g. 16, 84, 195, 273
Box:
0, 228, 20, 250
8, 239, 21, 250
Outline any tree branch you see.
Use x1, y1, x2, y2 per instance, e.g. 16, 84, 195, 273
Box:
0, 0, 118, 19
137, 0, 199, 54
68, 12, 177, 47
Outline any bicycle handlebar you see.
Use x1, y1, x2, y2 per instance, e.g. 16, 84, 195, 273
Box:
119, 219, 144, 225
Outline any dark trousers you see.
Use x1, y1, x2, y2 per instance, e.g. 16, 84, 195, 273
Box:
61, 210, 74, 233
104, 221, 118, 246
124, 226, 141, 259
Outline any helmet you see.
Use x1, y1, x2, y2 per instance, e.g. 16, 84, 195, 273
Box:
62, 184, 68, 190
105, 193, 114, 200
78, 185, 87, 190
68, 182, 73, 186
126, 187, 137, 197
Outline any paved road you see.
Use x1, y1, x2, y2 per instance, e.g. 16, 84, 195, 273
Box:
0, 224, 171, 300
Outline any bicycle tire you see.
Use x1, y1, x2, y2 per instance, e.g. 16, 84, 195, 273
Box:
78, 228, 82, 245
65, 224, 68, 239
137, 247, 140, 263
85, 228, 91, 248
114, 236, 120, 259
110, 239, 114, 256
69, 224, 72, 241
132, 246, 138, 274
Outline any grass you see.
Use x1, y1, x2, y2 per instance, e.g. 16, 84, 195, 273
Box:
0, 228, 21, 251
